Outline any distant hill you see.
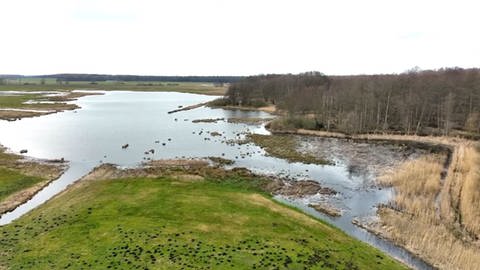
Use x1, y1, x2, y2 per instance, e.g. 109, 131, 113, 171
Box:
0, 75, 23, 79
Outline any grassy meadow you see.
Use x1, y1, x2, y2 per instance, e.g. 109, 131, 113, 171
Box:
0, 168, 44, 203
0, 150, 44, 203
0, 174, 407, 269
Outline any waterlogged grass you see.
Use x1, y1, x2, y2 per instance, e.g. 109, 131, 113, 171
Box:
0, 176, 406, 269
249, 134, 330, 165
0, 91, 77, 117
0, 93, 44, 108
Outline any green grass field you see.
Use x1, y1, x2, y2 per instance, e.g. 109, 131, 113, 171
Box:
0, 148, 64, 213
0, 150, 44, 203
0, 175, 407, 269
0, 167, 44, 203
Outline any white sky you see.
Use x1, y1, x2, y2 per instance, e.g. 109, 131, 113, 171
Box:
1, 0, 479, 76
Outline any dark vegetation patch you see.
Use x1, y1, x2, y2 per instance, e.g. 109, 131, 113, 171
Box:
248, 134, 331, 165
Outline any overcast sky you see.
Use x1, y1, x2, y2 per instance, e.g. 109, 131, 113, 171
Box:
1, 0, 479, 76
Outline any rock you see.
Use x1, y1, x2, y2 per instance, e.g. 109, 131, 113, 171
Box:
308, 203, 342, 217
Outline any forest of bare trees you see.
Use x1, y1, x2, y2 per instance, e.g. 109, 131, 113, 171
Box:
224, 69, 480, 137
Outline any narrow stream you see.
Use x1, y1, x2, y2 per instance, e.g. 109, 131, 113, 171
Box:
0, 91, 434, 269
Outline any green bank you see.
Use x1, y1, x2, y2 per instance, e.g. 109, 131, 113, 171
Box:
0, 173, 407, 269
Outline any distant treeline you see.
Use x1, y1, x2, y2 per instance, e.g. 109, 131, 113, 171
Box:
224, 69, 480, 136
35, 74, 243, 83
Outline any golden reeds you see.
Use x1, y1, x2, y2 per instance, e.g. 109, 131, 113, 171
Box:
379, 142, 480, 270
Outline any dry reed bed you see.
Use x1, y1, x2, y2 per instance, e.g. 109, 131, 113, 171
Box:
379, 140, 480, 270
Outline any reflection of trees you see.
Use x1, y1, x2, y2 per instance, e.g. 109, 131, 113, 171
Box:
346, 162, 369, 179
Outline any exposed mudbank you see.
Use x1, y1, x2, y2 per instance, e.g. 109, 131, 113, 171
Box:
296, 136, 432, 180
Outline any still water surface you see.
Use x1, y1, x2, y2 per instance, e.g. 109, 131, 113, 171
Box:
0, 91, 432, 269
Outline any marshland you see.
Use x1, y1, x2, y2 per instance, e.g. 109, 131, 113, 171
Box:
0, 68, 478, 270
